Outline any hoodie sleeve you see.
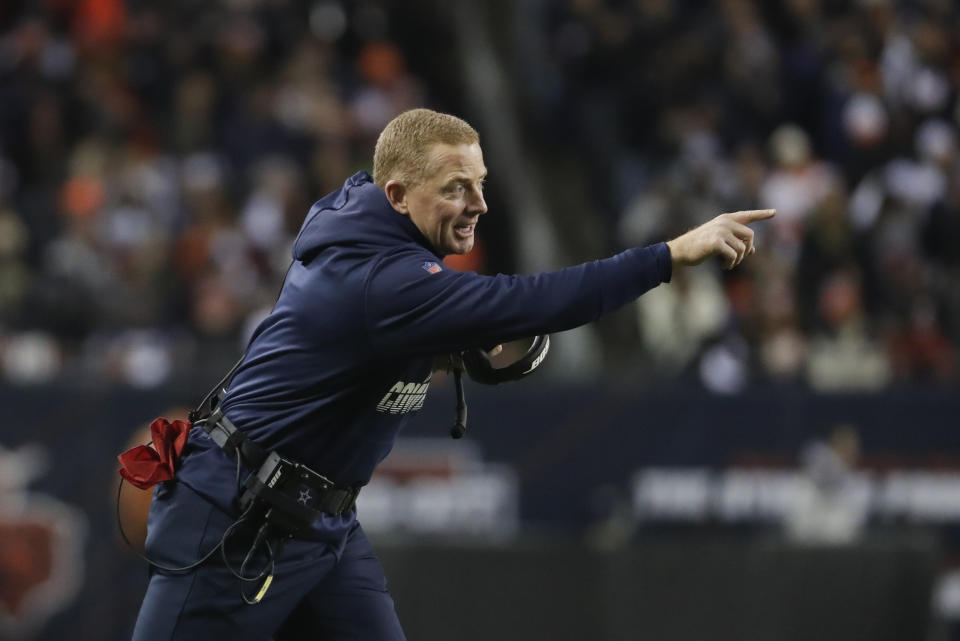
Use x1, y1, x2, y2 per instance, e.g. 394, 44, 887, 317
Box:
364, 242, 673, 357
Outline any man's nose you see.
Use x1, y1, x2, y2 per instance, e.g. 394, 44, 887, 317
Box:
468, 186, 487, 215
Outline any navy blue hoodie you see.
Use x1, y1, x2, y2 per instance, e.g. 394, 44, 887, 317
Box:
174, 171, 672, 544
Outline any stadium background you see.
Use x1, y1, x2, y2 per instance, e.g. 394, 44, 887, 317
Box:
1, 0, 959, 639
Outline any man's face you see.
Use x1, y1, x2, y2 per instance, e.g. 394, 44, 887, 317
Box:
402, 142, 488, 256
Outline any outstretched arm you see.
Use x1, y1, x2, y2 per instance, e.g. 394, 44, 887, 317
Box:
666, 209, 776, 270
365, 210, 775, 358
365, 244, 672, 357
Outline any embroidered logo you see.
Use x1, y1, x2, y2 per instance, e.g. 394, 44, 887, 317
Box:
376, 376, 431, 414
421, 262, 442, 274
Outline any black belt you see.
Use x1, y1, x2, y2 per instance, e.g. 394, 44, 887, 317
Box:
202, 408, 360, 518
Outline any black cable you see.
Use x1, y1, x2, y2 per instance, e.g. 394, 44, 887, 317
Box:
188, 357, 244, 424
116, 469, 280, 608
189, 261, 293, 424
115, 475, 255, 574
237, 523, 277, 605
189, 416, 245, 493
220, 518, 273, 583
118, 258, 294, 595
236, 440, 243, 491
450, 369, 468, 439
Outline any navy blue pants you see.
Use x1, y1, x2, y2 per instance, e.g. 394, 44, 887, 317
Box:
131, 482, 406, 641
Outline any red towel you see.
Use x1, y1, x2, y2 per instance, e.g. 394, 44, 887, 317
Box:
117, 418, 190, 490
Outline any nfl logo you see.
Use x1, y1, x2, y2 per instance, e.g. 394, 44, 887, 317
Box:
421, 262, 442, 274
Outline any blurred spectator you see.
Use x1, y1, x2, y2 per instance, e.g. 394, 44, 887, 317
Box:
1, 0, 959, 390
805, 266, 891, 391
760, 124, 842, 262
784, 424, 868, 545
0, 1, 440, 387
756, 270, 807, 381
519, 0, 960, 389
636, 264, 728, 374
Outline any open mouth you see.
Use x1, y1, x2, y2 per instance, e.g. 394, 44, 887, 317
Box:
454, 223, 475, 239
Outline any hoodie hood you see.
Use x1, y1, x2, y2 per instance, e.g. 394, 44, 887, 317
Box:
292, 171, 437, 262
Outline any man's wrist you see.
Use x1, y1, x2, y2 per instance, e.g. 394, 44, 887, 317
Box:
665, 239, 682, 268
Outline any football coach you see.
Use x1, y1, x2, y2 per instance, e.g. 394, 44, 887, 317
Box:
126, 108, 774, 641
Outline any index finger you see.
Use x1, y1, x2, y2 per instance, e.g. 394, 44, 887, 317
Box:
729, 209, 776, 224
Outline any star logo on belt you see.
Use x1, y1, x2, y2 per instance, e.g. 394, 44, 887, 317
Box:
298, 489, 312, 506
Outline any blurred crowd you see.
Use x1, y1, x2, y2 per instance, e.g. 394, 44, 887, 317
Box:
524, 0, 960, 390
1, 0, 959, 391
0, 0, 429, 386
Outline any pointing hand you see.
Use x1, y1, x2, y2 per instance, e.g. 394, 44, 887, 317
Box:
665, 209, 776, 270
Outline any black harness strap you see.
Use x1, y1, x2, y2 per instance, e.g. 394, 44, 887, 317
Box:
201, 409, 360, 521
203, 407, 268, 470
242, 467, 360, 519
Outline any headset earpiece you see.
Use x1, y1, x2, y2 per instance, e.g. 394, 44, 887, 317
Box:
460, 335, 550, 385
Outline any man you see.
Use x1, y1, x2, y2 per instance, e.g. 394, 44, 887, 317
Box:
129, 108, 774, 640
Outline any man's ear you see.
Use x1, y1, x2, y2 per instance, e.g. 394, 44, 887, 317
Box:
384, 180, 409, 214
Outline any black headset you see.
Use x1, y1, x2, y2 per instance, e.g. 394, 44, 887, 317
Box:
450, 335, 550, 438
462, 335, 551, 385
